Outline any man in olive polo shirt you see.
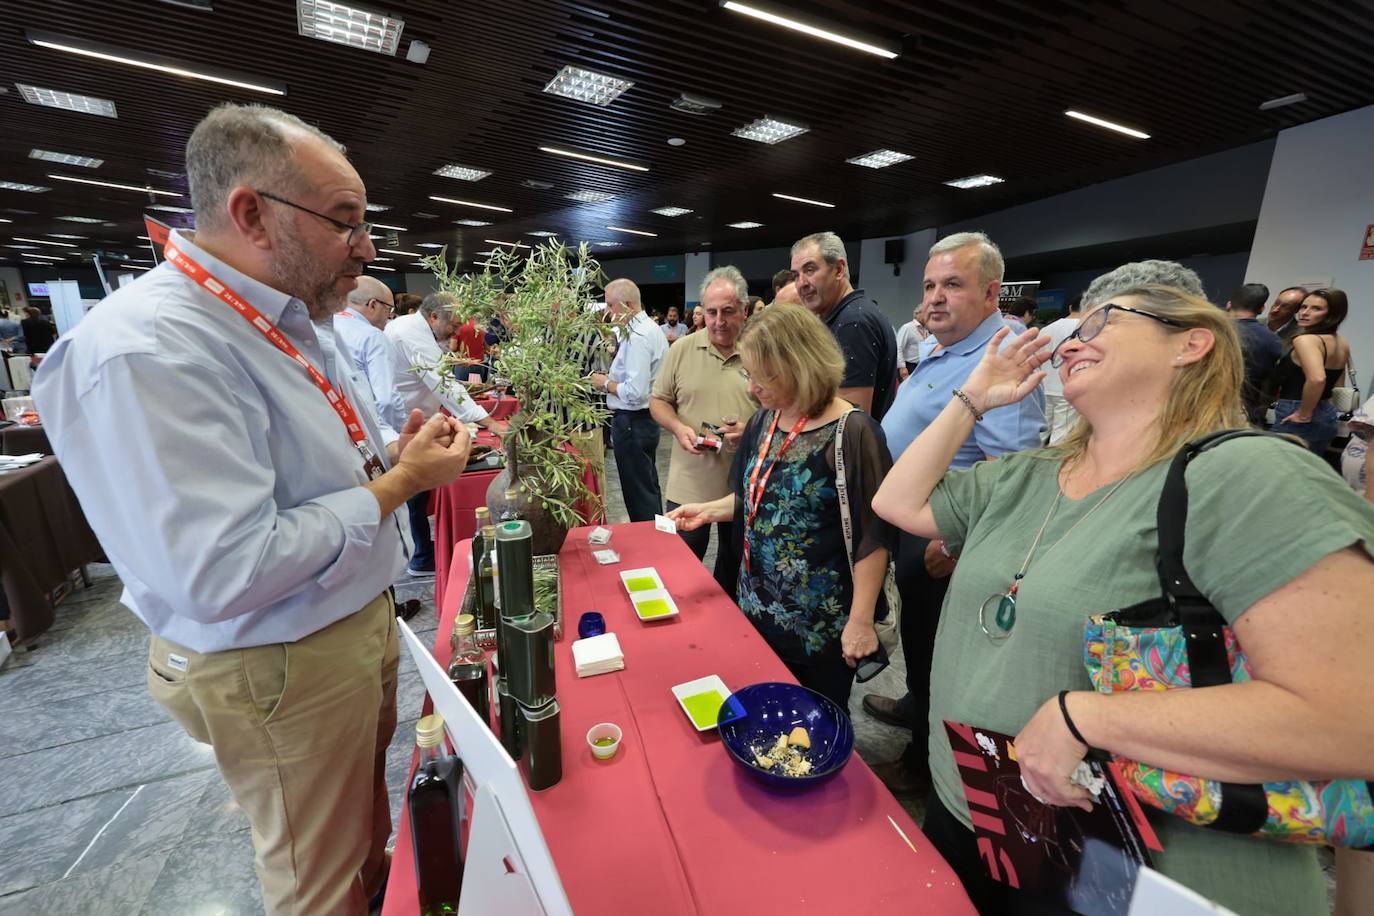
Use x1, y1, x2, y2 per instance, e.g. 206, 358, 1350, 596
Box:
651, 265, 758, 594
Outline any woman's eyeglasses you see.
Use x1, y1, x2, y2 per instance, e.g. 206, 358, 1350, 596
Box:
1050, 303, 1186, 368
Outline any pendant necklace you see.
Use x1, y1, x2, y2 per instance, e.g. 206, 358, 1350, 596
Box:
978, 473, 1133, 641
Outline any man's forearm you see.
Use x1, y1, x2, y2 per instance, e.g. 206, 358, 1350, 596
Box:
365, 464, 421, 517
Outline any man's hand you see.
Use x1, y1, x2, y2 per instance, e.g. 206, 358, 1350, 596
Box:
674, 424, 702, 455
590, 372, 609, 393
924, 539, 957, 578
396, 413, 471, 491
898, 367, 910, 381
718, 418, 746, 447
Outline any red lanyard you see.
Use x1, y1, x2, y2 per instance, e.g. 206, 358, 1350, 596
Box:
164, 240, 386, 481
742, 411, 808, 574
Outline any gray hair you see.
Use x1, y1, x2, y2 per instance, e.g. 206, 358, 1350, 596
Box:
929, 231, 1004, 287
1082, 260, 1204, 308
791, 231, 848, 271
699, 265, 748, 303
186, 103, 345, 234
420, 291, 457, 320
346, 275, 391, 307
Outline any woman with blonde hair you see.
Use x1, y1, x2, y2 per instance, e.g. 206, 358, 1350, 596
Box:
669, 303, 896, 709
873, 284, 1374, 914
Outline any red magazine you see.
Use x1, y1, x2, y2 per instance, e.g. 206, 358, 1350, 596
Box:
944, 720, 1161, 916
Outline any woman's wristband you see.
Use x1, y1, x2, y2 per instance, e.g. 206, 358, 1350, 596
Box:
951, 387, 983, 421
1057, 690, 1109, 760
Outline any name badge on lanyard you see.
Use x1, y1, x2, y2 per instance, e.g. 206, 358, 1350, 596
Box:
164, 241, 386, 481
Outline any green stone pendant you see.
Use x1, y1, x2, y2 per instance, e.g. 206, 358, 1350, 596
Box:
995, 594, 1017, 632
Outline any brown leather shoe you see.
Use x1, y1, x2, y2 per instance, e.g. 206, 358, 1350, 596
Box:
861, 693, 912, 729
868, 758, 931, 799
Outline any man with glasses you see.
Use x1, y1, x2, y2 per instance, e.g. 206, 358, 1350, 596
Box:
335, 275, 408, 437
864, 232, 1044, 799
32, 104, 472, 915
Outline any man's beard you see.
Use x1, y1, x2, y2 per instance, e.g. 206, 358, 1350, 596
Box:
269, 227, 363, 320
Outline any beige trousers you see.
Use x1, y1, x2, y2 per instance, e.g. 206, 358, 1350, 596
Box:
147, 592, 400, 916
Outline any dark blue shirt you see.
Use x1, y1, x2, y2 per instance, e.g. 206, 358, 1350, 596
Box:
821, 288, 898, 421
1234, 317, 1282, 415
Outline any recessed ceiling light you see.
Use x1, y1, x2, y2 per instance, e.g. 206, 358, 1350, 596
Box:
454, 219, 492, 227
565, 190, 615, 203
666, 137, 686, 147
428, 195, 513, 213
596, 241, 621, 247
371, 256, 392, 261
21, 252, 66, 260
369, 221, 409, 231
1064, 109, 1150, 140
48, 233, 86, 239
29, 148, 103, 168
0, 218, 12, 224
606, 225, 658, 237
542, 64, 634, 107
526, 230, 558, 237
296, 0, 405, 56
148, 204, 195, 213
943, 174, 1004, 189
120, 263, 151, 270
49, 174, 181, 197
146, 167, 181, 180
412, 211, 440, 219
416, 242, 444, 248
137, 235, 152, 240
367, 264, 396, 271
4, 245, 40, 250
721, 1, 900, 59
1259, 92, 1308, 111
433, 164, 492, 181
13, 236, 78, 248
731, 116, 808, 144
475, 250, 501, 257
728, 221, 764, 229
772, 192, 834, 208
539, 146, 649, 172
0, 181, 50, 193
651, 206, 693, 217
376, 247, 425, 257
846, 149, 914, 169
484, 239, 531, 249
16, 83, 118, 117
27, 30, 287, 96
365, 203, 390, 212
58, 216, 104, 223
2, 209, 36, 215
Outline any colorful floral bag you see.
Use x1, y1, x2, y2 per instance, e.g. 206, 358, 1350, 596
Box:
1083, 429, 1374, 848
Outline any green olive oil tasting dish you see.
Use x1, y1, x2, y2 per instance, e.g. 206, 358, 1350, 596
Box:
671, 675, 732, 732
618, 567, 666, 594
631, 589, 679, 621
625, 576, 659, 592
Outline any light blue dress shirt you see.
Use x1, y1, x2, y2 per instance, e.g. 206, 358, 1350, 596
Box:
332, 308, 405, 440
31, 231, 407, 653
607, 310, 668, 411
881, 310, 1045, 465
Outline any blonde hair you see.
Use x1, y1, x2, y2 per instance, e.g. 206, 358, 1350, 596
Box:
737, 302, 844, 417
1051, 284, 1246, 471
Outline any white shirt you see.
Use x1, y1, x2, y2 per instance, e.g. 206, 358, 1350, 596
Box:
607, 310, 668, 411
333, 308, 406, 436
895, 320, 928, 365
385, 311, 489, 424
31, 230, 406, 653
1038, 315, 1080, 397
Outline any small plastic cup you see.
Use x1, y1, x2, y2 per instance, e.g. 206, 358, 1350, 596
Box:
586, 722, 622, 760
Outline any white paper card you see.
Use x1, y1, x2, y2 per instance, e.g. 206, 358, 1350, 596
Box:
592, 549, 620, 565
588, 526, 612, 545
654, 514, 677, 533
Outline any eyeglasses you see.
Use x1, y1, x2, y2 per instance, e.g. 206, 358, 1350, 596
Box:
257, 190, 372, 247
1050, 303, 1186, 368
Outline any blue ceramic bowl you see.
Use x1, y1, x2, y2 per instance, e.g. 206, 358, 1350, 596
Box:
716, 682, 854, 789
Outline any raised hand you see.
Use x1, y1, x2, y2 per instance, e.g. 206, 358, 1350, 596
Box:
961, 326, 1052, 413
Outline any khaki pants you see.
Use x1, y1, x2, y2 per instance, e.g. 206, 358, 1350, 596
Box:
147, 592, 399, 916
568, 427, 607, 522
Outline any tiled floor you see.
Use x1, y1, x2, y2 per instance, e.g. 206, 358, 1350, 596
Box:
0, 429, 915, 914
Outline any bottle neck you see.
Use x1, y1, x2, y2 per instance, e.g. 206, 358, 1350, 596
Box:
454, 631, 480, 656
419, 742, 443, 764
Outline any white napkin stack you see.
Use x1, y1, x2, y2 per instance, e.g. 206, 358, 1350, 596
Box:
572, 632, 624, 678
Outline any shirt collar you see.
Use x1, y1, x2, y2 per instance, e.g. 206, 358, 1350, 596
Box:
822, 287, 865, 326
934, 310, 1010, 357
693, 331, 740, 362
169, 229, 301, 324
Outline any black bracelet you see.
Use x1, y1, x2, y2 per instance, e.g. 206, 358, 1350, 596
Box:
1057, 689, 1092, 746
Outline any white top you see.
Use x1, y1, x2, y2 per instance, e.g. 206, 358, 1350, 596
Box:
607, 310, 668, 411
1038, 315, 1080, 397
895, 320, 928, 365
385, 311, 489, 424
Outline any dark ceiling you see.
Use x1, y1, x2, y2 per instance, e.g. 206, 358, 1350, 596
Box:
1, 0, 1371, 276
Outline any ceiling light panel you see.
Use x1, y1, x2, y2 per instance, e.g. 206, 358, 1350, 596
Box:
49, 174, 181, 196
297, 0, 404, 55
49, 234, 87, 239
148, 204, 194, 213
595, 241, 621, 247
367, 264, 396, 271
728, 221, 763, 229
428, 196, 513, 213
542, 65, 634, 107
376, 247, 424, 257
30, 148, 103, 168
772, 192, 834, 208
26, 30, 286, 96
606, 225, 658, 237
722, 1, 900, 59
846, 149, 913, 169
16, 83, 118, 117
1063, 109, 1150, 139
485, 239, 531, 249
540, 146, 649, 172
0, 181, 50, 193
433, 164, 492, 181
526, 230, 557, 237
943, 174, 1004, 189
454, 219, 492, 227
417, 242, 443, 248
22, 253, 66, 260
13, 237, 78, 247
565, 190, 615, 203
58, 216, 104, 223
369, 221, 408, 231
365, 203, 390, 212
0, 219, 11, 224
650, 206, 693, 217
731, 117, 808, 144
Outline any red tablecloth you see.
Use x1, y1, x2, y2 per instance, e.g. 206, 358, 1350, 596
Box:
384, 522, 974, 916
474, 394, 519, 420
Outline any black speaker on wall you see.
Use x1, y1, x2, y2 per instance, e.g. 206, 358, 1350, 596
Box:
885, 238, 905, 276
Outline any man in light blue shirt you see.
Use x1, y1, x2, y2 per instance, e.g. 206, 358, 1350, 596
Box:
591, 278, 668, 521
333, 274, 407, 433
866, 232, 1045, 798
31, 104, 470, 915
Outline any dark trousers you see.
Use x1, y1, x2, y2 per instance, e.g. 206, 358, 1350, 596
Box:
406, 491, 434, 569
784, 650, 856, 712
611, 409, 662, 522
666, 500, 739, 600
924, 793, 1073, 915
895, 531, 949, 773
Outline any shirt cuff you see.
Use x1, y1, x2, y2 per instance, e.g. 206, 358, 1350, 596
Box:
306, 486, 384, 590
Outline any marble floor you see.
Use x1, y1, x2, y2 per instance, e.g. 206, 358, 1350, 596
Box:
0, 429, 915, 915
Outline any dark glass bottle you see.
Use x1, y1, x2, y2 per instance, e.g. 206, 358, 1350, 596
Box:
447, 614, 489, 729
471, 510, 494, 630
477, 523, 498, 630
408, 715, 464, 915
